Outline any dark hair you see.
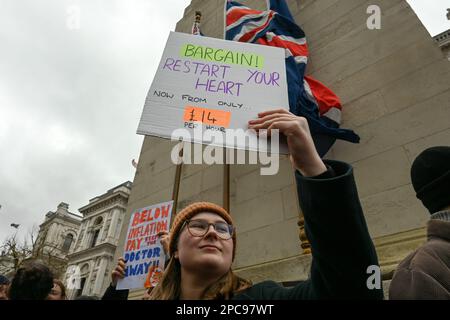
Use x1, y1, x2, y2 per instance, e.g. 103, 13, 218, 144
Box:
8, 262, 54, 300
0, 274, 10, 285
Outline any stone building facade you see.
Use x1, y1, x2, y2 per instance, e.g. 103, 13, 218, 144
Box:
115, 0, 450, 300
33, 202, 82, 278
0, 203, 81, 280
65, 181, 132, 299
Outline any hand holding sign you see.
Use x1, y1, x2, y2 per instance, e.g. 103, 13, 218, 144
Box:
157, 231, 170, 257
248, 109, 327, 177
117, 201, 173, 290
137, 32, 289, 153
111, 258, 126, 287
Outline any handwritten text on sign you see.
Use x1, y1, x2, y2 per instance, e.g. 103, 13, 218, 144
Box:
137, 32, 289, 152
183, 106, 231, 127
116, 200, 173, 290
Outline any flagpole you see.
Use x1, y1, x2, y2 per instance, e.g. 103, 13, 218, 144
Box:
170, 143, 183, 226
222, 1, 231, 213
223, 0, 311, 253
223, 149, 230, 212
169, 11, 204, 226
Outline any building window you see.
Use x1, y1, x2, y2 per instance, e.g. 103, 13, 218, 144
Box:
94, 216, 103, 225
89, 216, 103, 248
62, 234, 74, 252
75, 277, 86, 298
90, 229, 100, 248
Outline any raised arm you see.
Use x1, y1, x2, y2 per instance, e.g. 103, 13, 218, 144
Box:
248, 110, 383, 299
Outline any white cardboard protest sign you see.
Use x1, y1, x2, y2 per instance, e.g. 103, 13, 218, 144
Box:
137, 31, 289, 153
116, 200, 173, 290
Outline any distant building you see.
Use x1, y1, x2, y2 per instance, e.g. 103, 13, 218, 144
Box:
32, 202, 82, 278
65, 181, 132, 299
434, 29, 450, 61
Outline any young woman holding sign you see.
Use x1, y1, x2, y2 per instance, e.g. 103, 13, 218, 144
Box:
147, 109, 383, 300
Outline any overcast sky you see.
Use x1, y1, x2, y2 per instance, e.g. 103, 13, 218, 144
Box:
0, 0, 449, 245
0, 0, 191, 244
407, 0, 450, 36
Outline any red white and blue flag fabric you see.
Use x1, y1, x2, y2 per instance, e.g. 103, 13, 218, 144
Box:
225, 0, 360, 155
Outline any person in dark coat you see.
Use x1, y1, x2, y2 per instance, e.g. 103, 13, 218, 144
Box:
147, 109, 382, 300
389, 146, 450, 300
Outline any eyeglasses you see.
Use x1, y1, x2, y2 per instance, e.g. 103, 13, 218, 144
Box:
184, 219, 234, 240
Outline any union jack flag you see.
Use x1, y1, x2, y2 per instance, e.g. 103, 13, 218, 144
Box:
225, 0, 360, 155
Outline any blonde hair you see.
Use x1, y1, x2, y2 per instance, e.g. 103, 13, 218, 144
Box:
149, 257, 252, 300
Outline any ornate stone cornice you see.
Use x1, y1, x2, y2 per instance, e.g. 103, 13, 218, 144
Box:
433, 29, 450, 49
39, 214, 82, 229
79, 192, 129, 216
67, 242, 117, 261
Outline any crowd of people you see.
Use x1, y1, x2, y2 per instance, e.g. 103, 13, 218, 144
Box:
0, 232, 170, 301
0, 262, 67, 300
1, 110, 448, 300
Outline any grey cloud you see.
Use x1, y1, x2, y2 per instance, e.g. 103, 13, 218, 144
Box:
0, 0, 191, 242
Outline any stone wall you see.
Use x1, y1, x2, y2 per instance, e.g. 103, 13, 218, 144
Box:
117, 0, 450, 299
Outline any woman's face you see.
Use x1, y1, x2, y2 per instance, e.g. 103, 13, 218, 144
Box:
47, 283, 64, 300
175, 212, 234, 277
